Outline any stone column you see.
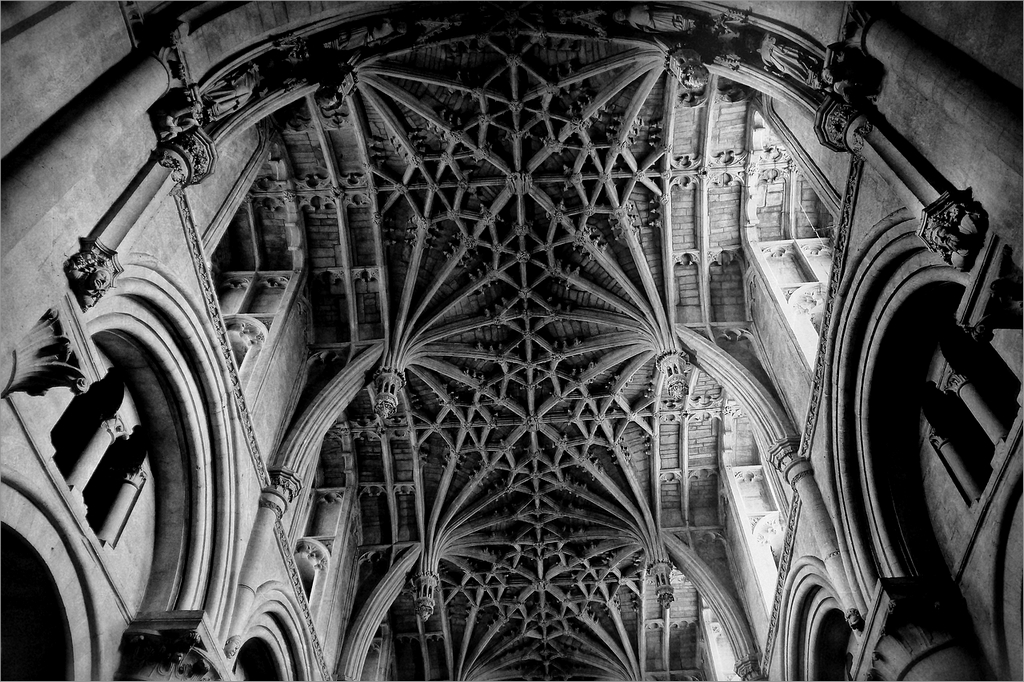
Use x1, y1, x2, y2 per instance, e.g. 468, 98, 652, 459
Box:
66, 418, 124, 496
771, 439, 865, 629
98, 466, 147, 546
927, 431, 983, 501
946, 372, 1011, 444
814, 97, 987, 272
860, 13, 1021, 176
224, 467, 301, 659
2, 53, 170, 257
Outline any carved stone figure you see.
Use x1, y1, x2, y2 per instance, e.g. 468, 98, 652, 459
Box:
326, 18, 406, 52
65, 240, 123, 310
203, 63, 261, 121
667, 48, 710, 106
759, 33, 821, 87
612, 5, 698, 33
918, 190, 986, 271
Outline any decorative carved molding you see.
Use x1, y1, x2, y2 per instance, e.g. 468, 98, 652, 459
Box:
735, 652, 766, 680
64, 238, 124, 310
761, 497, 801, 674
172, 188, 268, 486
273, 522, 333, 680
797, 156, 863, 465
2, 308, 89, 398
268, 467, 302, 504
918, 189, 986, 271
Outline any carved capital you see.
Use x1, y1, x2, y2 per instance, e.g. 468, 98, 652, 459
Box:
944, 371, 970, 394
157, 127, 217, 186
814, 95, 872, 153
222, 635, 243, 660
918, 189, 986, 271
64, 238, 123, 311
767, 436, 801, 473
2, 308, 89, 398
266, 467, 302, 504
735, 653, 766, 680
258, 495, 286, 520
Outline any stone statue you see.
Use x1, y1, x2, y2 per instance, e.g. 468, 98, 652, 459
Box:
326, 18, 406, 51
759, 33, 821, 87
203, 63, 261, 121
612, 4, 697, 33
64, 241, 123, 309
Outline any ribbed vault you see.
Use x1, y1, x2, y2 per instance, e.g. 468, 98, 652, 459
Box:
208, 4, 831, 679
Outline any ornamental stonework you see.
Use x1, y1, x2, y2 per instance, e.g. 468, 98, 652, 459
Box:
918, 189, 987, 271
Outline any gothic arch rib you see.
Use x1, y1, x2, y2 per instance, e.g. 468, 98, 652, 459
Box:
676, 324, 798, 454
273, 342, 383, 482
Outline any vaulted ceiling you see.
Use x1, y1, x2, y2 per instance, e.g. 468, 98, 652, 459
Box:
210, 4, 829, 679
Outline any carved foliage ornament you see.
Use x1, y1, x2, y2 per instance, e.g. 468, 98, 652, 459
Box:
2, 308, 89, 398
